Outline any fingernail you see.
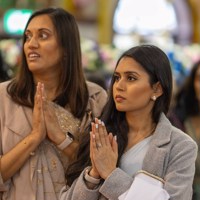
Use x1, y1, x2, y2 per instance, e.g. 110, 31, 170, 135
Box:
114, 135, 117, 141
95, 124, 98, 129
101, 121, 105, 126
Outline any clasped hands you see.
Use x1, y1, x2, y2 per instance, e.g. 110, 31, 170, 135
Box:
32, 82, 65, 145
89, 118, 118, 180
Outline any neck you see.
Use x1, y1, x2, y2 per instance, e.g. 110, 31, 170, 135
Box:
125, 112, 156, 151
126, 111, 155, 136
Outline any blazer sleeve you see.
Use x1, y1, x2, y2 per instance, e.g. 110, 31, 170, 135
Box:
59, 168, 101, 200
164, 138, 197, 200
59, 168, 134, 200
99, 168, 133, 199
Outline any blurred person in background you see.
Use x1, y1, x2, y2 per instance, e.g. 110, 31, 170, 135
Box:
168, 60, 200, 200
0, 7, 107, 200
0, 50, 10, 82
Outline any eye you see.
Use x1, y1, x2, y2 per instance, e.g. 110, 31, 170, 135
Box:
127, 75, 136, 81
24, 33, 32, 42
39, 32, 48, 39
113, 74, 120, 82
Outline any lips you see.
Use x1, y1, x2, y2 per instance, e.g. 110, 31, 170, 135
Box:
27, 52, 40, 61
115, 95, 126, 102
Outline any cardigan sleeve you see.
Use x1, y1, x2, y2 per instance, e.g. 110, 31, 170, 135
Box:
0, 82, 11, 194
79, 82, 107, 133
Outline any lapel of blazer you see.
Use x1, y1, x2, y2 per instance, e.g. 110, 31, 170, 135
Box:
142, 113, 172, 179
6, 103, 33, 138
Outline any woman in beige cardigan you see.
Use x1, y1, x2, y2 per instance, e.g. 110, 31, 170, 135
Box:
0, 7, 107, 200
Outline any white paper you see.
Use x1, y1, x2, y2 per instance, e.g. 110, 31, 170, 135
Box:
118, 173, 170, 200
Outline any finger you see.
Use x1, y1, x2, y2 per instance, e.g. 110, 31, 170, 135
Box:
90, 131, 93, 158
98, 119, 107, 146
112, 135, 118, 154
41, 83, 47, 100
93, 120, 102, 149
91, 125, 98, 152
34, 82, 40, 104
108, 132, 113, 145
40, 83, 45, 109
101, 122, 110, 146
36, 82, 45, 119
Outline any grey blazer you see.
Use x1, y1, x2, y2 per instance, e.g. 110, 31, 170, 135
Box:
60, 114, 198, 200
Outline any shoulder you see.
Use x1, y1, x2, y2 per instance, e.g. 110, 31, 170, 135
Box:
85, 81, 108, 118
143, 113, 197, 180
86, 81, 107, 98
0, 80, 11, 90
0, 80, 11, 98
0, 80, 16, 117
156, 113, 197, 154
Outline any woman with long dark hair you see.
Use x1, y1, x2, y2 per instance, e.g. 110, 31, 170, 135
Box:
60, 45, 197, 200
0, 7, 107, 199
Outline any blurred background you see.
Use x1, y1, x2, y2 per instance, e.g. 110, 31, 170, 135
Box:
0, 0, 200, 91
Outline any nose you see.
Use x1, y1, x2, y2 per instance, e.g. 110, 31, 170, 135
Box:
28, 37, 39, 49
115, 78, 125, 91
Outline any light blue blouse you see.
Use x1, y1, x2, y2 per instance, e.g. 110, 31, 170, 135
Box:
119, 136, 153, 176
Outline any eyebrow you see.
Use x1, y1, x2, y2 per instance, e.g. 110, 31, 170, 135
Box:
25, 28, 53, 34
114, 71, 140, 76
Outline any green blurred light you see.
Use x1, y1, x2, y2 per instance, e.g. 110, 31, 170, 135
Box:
3, 9, 33, 35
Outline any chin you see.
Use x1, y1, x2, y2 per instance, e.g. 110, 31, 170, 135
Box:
115, 105, 126, 112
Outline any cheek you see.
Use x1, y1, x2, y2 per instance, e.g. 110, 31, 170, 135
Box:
194, 81, 200, 99
128, 85, 151, 100
44, 42, 58, 52
23, 44, 28, 54
44, 43, 62, 59
195, 80, 200, 89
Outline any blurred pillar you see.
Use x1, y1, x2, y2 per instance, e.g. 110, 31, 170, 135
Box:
189, 0, 200, 43
97, 0, 118, 44
62, 0, 118, 44
62, 0, 76, 13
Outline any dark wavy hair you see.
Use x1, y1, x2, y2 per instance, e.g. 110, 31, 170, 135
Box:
7, 7, 88, 118
173, 60, 200, 122
66, 44, 173, 186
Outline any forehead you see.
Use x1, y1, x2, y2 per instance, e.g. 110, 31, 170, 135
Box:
116, 56, 147, 74
26, 14, 55, 31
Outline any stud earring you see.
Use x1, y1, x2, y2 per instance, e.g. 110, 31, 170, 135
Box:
151, 96, 156, 101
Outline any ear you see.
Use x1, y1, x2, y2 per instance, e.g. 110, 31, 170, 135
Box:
152, 82, 163, 98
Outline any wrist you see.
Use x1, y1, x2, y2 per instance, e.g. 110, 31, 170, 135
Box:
84, 168, 101, 184
89, 168, 100, 179
53, 131, 66, 145
30, 131, 45, 143
56, 132, 74, 150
